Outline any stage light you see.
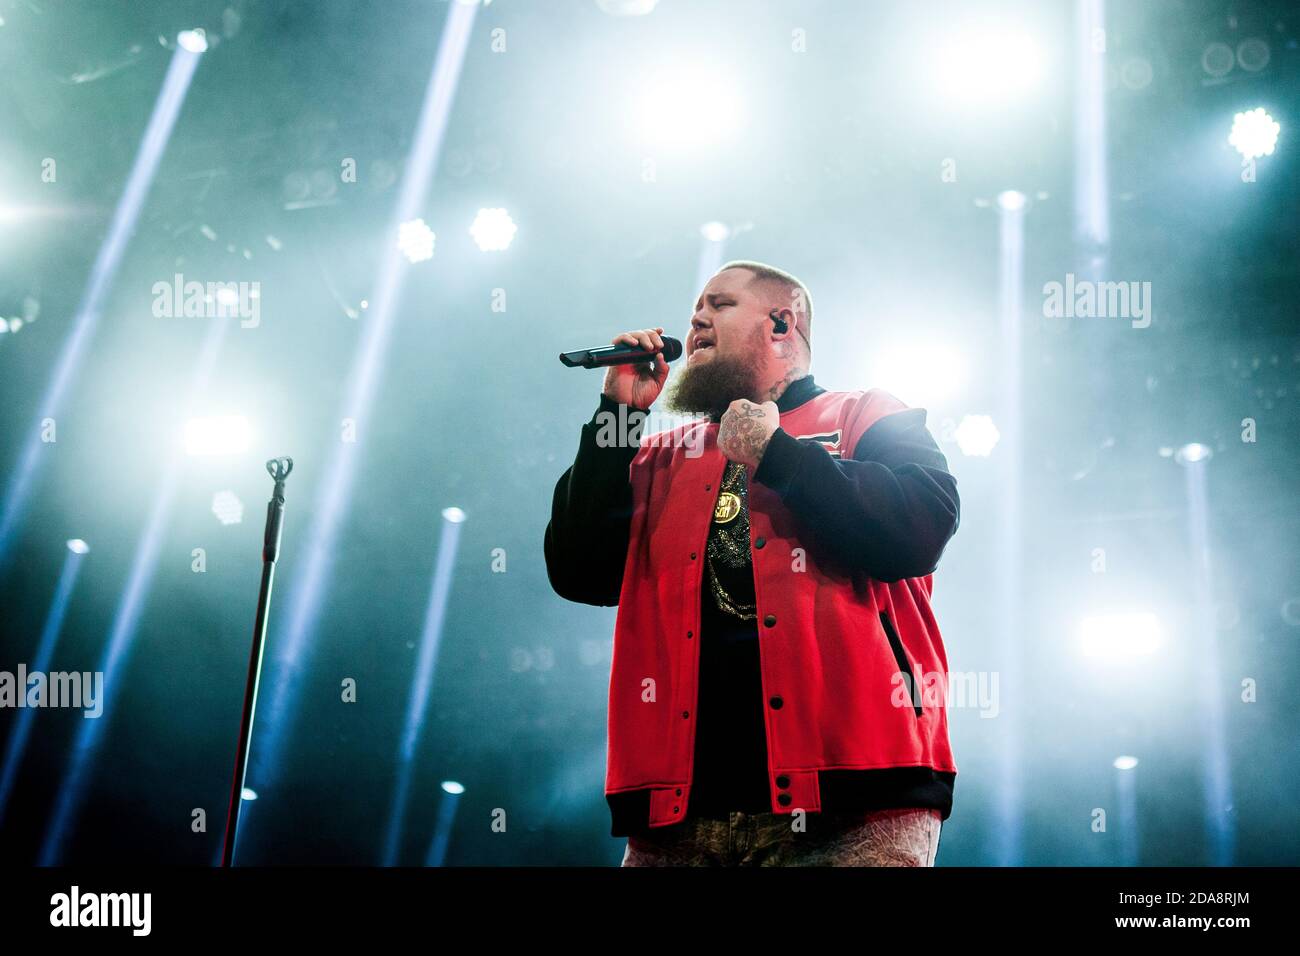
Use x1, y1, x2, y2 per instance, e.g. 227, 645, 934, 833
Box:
700, 221, 730, 242
1201, 42, 1234, 78
1078, 612, 1163, 660
398, 218, 436, 263
469, 208, 517, 251
955, 414, 1000, 457
631, 66, 742, 151
597, 0, 658, 15
934, 30, 1043, 106
66, 539, 90, 554
177, 29, 208, 54
212, 490, 244, 526
1228, 108, 1280, 161
183, 415, 251, 457
1174, 442, 1213, 466
1113, 756, 1139, 771
441, 506, 466, 523
241, 788, 258, 801
997, 190, 1027, 212
870, 343, 968, 409
1236, 38, 1270, 73
441, 780, 465, 795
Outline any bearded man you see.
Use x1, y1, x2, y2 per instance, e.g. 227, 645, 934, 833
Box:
545, 260, 961, 866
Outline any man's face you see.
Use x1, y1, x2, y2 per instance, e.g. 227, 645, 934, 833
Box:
664, 269, 770, 420
685, 268, 768, 366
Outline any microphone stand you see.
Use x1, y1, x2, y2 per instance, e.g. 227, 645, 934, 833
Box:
221, 456, 293, 867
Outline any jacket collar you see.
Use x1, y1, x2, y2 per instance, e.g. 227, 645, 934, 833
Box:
776, 374, 825, 413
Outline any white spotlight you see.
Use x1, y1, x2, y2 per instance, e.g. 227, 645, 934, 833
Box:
66, 539, 91, 555
1228, 107, 1280, 160
1113, 755, 1139, 771
1079, 612, 1163, 661
596, 0, 658, 15
871, 343, 968, 409
177, 29, 208, 54
955, 414, 1000, 457
240, 787, 258, 801
441, 780, 466, 795
441, 506, 467, 524
212, 490, 245, 526
631, 66, 743, 151
398, 218, 436, 263
997, 190, 1027, 212
934, 30, 1044, 106
184, 415, 252, 457
1174, 442, 1213, 466
700, 221, 731, 242
470, 208, 517, 251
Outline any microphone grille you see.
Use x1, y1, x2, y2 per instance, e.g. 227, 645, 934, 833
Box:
660, 336, 683, 362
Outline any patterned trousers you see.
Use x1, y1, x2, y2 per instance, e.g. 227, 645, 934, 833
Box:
620, 807, 942, 867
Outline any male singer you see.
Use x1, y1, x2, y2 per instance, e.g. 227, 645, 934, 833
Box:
544, 261, 960, 866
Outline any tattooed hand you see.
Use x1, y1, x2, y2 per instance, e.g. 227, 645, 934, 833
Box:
717, 399, 780, 469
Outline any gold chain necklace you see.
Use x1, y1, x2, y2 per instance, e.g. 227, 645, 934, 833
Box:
706, 461, 756, 620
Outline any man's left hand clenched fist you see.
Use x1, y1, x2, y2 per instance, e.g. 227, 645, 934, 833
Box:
717, 399, 780, 469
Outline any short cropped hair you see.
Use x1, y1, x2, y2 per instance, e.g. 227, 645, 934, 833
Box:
718, 259, 813, 351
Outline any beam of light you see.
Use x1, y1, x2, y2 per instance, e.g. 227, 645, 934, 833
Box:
0, 41, 205, 571
424, 784, 464, 867
1074, 0, 1109, 260
469, 208, 516, 252
993, 191, 1026, 867
38, 317, 233, 865
243, 0, 481, 851
1228, 107, 1280, 161
0, 542, 90, 829
1180, 452, 1235, 866
695, 222, 729, 294
382, 507, 466, 866
1114, 756, 1140, 866
1078, 612, 1163, 661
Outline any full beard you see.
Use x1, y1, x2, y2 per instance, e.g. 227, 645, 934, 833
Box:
663, 341, 765, 422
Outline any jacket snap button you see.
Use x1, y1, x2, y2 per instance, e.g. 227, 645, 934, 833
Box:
776, 775, 790, 789
673, 806, 680, 813
763, 614, 776, 627
777, 793, 792, 807
675, 788, 682, 796
705, 483, 711, 490
687, 630, 693, 639
769, 696, 783, 710
690, 552, 697, 560
755, 537, 766, 549
682, 711, 690, 719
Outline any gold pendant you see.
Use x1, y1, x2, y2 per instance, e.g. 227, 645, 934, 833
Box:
713, 491, 742, 524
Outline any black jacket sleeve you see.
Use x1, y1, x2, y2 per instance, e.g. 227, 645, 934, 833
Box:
752, 407, 960, 582
543, 395, 646, 606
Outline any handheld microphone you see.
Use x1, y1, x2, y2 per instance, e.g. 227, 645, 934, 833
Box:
559, 335, 683, 369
